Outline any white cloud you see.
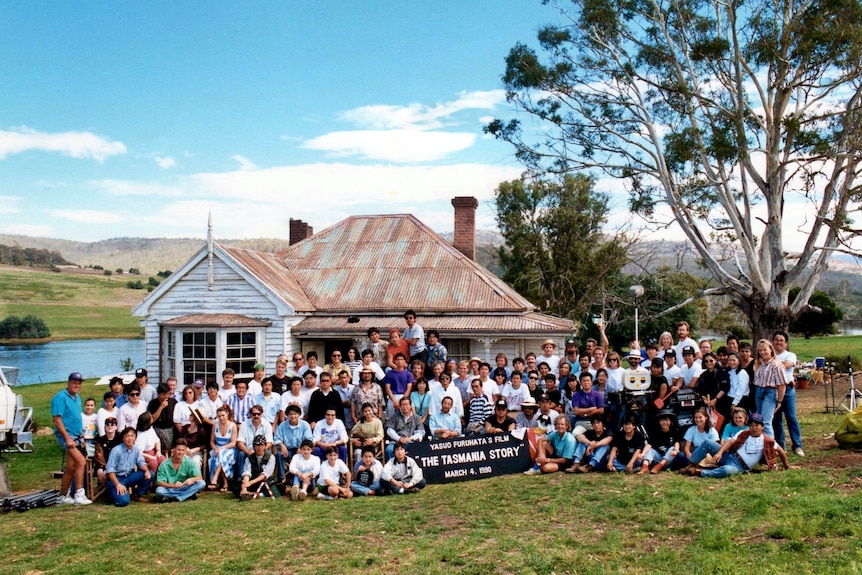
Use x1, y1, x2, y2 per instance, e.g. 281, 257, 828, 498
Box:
50, 209, 125, 224
155, 156, 177, 169
232, 155, 257, 171
302, 130, 476, 162
340, 90, 506, 131
0, 126, 126, 162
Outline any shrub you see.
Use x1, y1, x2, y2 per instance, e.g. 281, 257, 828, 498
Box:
0, 315, 51, 339
126, 280, 145, 290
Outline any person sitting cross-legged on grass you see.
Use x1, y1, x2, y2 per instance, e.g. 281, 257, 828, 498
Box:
380, 443, 426, 494
525, 416, 576, 475
686, 412, 789, 477
288, 439, 320, 501
153, 438, 206, 503
350, 446, 384, 496
607, 416, 651, 474
565, 414, 613, 473
642, 410, 680, 473
317, 446, 353, 500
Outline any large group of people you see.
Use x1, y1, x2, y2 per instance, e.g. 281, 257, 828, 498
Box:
53, 313, 802, 506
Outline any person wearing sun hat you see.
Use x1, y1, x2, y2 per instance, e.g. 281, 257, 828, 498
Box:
539, 338, 561, 376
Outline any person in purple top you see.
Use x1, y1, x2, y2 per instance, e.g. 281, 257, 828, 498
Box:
383, 353, 415, 418
570, 371, 605, 434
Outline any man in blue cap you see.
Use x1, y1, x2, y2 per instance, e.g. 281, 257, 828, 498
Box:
52, 372, 92, 505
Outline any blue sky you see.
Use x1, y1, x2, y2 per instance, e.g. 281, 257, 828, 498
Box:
0, 1, 568, 242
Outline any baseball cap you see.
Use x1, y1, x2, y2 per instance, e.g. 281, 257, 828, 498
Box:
135, 368, 148, 377
68, 372, 84, 382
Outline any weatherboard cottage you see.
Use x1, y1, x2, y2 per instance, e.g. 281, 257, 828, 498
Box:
132, 197, 573, 386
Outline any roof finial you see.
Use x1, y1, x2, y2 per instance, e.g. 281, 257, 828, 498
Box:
207, 210, 214, 291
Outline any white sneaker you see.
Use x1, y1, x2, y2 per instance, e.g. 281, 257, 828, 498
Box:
57, 495, 75, 506
523, 467, 542, 476
290, 485, 299, 501
73, 489, 92, 506
317, 493, 333, 500
794, 448, 805, 457
298, 488, 307, 501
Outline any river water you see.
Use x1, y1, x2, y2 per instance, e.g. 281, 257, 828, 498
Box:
0, 338, 145, 385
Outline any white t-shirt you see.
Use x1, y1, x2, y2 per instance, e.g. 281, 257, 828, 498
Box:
674, 338, 699, 365
775, 350, 797, 384
319, 458, 349, 486
736, 433, 765, 469
538, 354, 561, 375
500, 383, 531, 410
680, 362, 704, 386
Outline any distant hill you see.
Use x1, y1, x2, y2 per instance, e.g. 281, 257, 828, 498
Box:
2, 231, 860, 319
0, 234, 291, 275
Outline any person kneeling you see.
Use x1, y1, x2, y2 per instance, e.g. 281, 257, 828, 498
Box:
381, 443, 426, 494
607, 416, 650, 473
237, 435, 277, 500
524, 417, 575, 475
154, 438, 206, 503
105, 427, 153, 506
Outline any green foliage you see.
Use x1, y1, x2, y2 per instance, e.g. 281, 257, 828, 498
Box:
126, 280, 145, 289
0, 314, 51, 339
114, 268, 123, 274
790, 287, 846, 337
129, 267, 140, 274
0, 244, 71, 267
103, 269, 112, 276
600, 271, 700, 349
156, 269, 172, 278
119, 357, 135, 371
147, 276, 160, 287
495, 174, 628, 320
487, 0, 862, 341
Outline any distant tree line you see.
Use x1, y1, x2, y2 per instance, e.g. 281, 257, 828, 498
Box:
0, 315, 51, 339
0, 245, 71, 267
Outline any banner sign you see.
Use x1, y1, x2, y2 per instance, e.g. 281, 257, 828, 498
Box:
410, 433, 531, 483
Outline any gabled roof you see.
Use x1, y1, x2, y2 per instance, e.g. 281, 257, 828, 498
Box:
277, 214, 537, 313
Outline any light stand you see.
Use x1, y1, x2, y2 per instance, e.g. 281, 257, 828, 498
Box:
840, 356, 862, 413
629, 284, 644, 345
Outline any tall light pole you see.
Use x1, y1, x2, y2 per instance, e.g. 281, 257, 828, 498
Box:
629, 284, 644, 345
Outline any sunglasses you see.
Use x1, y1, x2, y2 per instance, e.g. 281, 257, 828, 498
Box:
129, 393, 140, 397
106, 421, 118, 426
251, 412, 263, 416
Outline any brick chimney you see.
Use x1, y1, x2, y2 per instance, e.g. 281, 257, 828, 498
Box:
451, 196, 478, 260
289, 218, 313, 245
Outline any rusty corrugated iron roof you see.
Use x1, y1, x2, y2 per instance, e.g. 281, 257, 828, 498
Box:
277, 214, 536, 312
220, 244, 315, 312
293, 312, 573, 335
159, 313, 272, 327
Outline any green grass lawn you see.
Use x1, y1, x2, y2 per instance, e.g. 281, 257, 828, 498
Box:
0, 266, 144, 339
2, 380, 861, 574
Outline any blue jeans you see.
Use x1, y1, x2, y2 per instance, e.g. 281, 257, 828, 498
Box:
701, 452, 748, 478
312, 445, 347, 463
755, 386, 778, 438
155, 479, 206, 501
611, 455, 644, 471
107, 470, 153, 507
645, 447, 677, 467
773, 386, 803, 450
572, 443, 609, 467
689, 440, 721, 465
350, 480, 381, 496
